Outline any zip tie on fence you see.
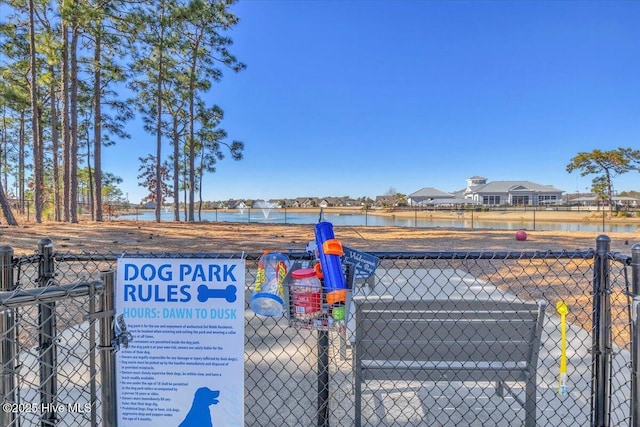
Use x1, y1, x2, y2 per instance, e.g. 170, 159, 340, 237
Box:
556, 301, 569, 395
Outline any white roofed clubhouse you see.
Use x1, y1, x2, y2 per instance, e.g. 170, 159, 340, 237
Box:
407, 176, 564, 207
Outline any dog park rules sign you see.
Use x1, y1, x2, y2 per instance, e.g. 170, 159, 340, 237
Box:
115, 257, 245, 427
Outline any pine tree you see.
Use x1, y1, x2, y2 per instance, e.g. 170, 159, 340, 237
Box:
177, 0, 245, 221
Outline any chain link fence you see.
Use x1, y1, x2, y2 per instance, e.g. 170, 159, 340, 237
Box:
1, 236, 639, 426
0, 241, 106, 427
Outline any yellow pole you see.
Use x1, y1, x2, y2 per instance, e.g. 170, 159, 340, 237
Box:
556, 301, 569, 394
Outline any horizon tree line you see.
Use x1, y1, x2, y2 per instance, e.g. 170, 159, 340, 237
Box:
0, 0, 245, 225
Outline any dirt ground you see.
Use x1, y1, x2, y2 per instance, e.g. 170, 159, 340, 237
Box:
0, 219, 638, 256
2, 219, 636, 347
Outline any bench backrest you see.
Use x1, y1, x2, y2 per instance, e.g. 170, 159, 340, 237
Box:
355, 299, 546, 367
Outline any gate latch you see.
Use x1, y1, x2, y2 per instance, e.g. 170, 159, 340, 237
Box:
112, 314, 133, 352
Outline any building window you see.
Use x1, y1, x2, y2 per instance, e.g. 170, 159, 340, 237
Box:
512, 196, 530, 205
538, 195, 557, 204
482, 196, 501, 205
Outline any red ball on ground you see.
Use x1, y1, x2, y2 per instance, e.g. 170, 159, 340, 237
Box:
515, 230, 528, 241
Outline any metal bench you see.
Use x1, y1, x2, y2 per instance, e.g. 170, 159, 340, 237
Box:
353, 298, 547, 427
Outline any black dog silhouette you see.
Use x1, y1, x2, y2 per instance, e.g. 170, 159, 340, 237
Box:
178, 387, 220, 427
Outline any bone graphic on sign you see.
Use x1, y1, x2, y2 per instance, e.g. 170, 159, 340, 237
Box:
197, 284, 237, 303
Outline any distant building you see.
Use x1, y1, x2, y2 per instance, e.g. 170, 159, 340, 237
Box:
408, 176, 565, 207
263, 199, 284, 208
374, 195, 404, 208
225, 199, 246, 209
573, 195, 639, 207
458, 176, 564, 206
319, 197, 345, 208
291, 197, 316, 208
407, 187, 455, 206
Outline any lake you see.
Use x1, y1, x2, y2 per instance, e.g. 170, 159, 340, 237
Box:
123, 209, 640, 233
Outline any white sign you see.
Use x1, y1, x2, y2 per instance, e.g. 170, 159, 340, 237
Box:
115, 257, 245, 427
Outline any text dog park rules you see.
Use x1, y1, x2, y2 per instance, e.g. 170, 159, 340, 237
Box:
115, 257, 245, 427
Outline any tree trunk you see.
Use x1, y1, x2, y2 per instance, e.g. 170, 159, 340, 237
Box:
188, 96, 195, 222
69, 12, 79, 223
61, 18, 70, 222
28, 0, 43, 223
87, 143, 94, 219
606, 170, 614, 216
154, 7, 165, 223
183, 152, 187, 221
93, 30, 103, 221
1, 107, 7, 196
0, 182, 17, 226
172, 116, 180, 221
18, 111, 25, 214
0, 112, 17, 225
187, 40, 200, 222
50, 64, 61, 222
198, 148, 203, 221
155, 52, 164, 223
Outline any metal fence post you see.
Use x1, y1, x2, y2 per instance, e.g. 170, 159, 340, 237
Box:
317, 329, 329, 427
0, 245, 16, 427
533, 209, 536, 230
592, 235, 612, 427
38, 238, 57, 427
100, 271, 117, 427
631, 244, 640, 427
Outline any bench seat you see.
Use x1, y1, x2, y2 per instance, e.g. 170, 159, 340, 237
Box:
354, 298, 546, 427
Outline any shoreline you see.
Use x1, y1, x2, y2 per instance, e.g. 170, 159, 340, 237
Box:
116, 206, 640, 226
366, 208, 640, 225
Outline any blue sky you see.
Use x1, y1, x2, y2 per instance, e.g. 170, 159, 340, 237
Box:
103, 0, 640, 203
